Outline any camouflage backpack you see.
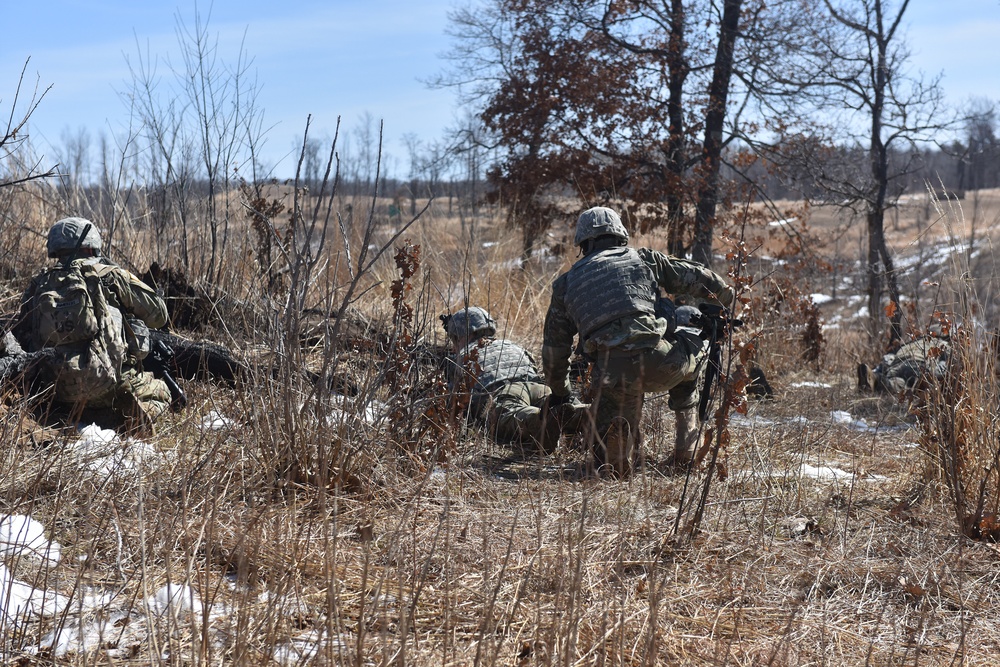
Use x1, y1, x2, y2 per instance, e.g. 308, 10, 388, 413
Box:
30, 260, 128, 402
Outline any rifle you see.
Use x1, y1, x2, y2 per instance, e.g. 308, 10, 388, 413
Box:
693, 303, 743, 422
143, 337, 188, 412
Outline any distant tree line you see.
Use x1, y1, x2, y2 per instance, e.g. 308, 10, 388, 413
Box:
5, 0, 998, 346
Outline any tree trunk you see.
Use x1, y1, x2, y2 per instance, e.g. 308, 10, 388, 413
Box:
866, 0, 903, 347
665, 0, 689, 258
691, 0, 742, 268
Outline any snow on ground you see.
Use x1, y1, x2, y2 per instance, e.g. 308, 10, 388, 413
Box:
831, 410, 870, 431
0, 515, 61, 564
768, 217, 797, 227
200, 410, 234, 430
791, 381, 832, 389
0, 564, 68, 626
65, 424, 166, 477
271, 630, 352, 665
793, 463, 886, 482
146, 584, 203, 618
328, 394, 387, 426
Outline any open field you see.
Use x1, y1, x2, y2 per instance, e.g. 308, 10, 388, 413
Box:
0, 185, 1000, 665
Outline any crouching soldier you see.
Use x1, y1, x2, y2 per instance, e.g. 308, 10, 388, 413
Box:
12, 217, 174, 434
543, 206, 735, 476
858, 332, 953, 396
444, 306, 584, 453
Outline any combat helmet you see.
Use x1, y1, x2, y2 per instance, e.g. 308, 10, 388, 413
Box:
446, 306, 497, 340
47, 217, 102, 258
574, 206, 629, 247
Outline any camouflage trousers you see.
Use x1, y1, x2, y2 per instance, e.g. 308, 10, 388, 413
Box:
483, 380, 552, 444
472, 382, 552, 443
589, 330, 707, 454
87, 367, 172, 424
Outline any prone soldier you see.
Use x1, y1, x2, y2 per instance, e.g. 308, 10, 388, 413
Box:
858, 332, 953, 396
444, 306, 585, 453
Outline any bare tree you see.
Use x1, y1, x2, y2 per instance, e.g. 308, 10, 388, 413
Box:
774, 0, 949, 344
122, 6, 267, 283
0, 60, 56, 190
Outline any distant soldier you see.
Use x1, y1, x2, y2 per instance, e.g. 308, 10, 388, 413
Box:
543, 206, 735, 476
444, 306, 584, 453
858, 333, 953, 395
12, 217, 174, 433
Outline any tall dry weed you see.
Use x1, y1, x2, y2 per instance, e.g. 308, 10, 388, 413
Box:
913, 194, 1000, 541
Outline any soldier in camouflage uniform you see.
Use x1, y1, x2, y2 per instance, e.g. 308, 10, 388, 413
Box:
857, 334, 953, 395
543, 207, 735, 476
13, 217, 173, 433
445, 307, 574, 453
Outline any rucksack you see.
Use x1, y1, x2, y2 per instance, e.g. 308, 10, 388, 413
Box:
29, 261, 128, 403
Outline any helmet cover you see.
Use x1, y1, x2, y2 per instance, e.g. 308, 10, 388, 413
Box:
47, 217, 102, 258
574, 207, 629, 247
446, 306, 497, 339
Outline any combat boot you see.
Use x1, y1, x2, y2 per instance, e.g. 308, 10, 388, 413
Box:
667, 408, 699, 471
598, 417, 634, 478
856, 363, 875, 393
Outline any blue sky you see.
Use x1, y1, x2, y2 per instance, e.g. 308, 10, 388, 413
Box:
3, 1, 1000, 180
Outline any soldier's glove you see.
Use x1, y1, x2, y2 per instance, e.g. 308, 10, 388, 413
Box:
675, 305, 702, 328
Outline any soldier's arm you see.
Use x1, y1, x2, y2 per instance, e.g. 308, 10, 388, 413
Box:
542, 275, 576, 397
640, 248, 735, 308
99, 267, 169, 329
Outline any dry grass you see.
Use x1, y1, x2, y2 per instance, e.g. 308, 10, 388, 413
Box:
1, 180, 1000, 665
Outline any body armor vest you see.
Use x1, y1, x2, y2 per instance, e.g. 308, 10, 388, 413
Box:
460, 338, 543, 394
564, 247, 658, 340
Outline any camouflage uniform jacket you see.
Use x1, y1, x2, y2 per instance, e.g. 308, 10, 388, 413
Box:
447, 337, 544, 398
543, 248, 734, 396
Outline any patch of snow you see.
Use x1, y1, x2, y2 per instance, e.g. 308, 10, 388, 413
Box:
0, 515, 61, 564
146, 584, 202, 618
799, 463, 854, 480
35, 619, 110, 658
768, 217, 797, 227
328, 394, 385, 426
809, 293, 833, 305
729, 413, 776, 428
482, 241, 497, 248
200, 410, 233, 430
794, 463, 886, 483
0, 563, 68, 625
853, 307, 870, 319
272, 630, 351, 665
791, 381, 831, 389
831, 410, 870, 430
67, 424, 163, 477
